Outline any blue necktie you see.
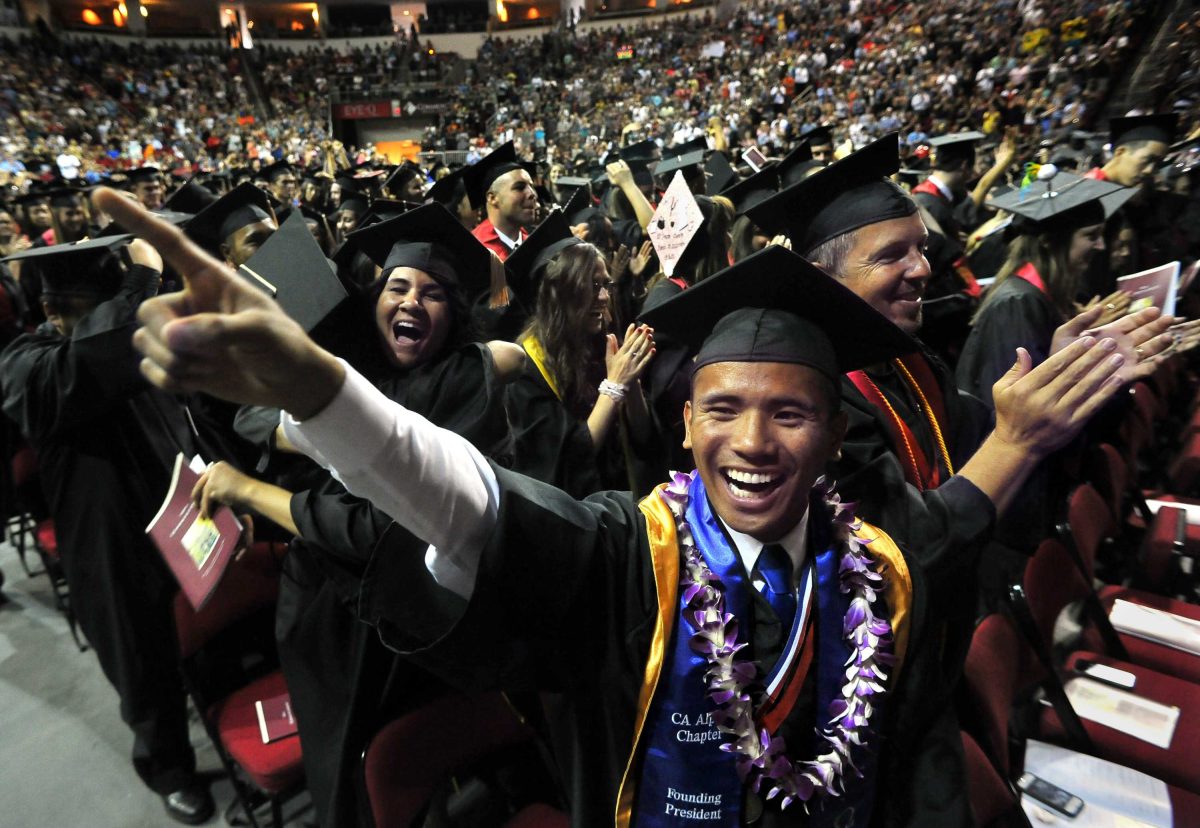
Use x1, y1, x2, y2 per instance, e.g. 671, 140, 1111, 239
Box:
757, 543, 796, 632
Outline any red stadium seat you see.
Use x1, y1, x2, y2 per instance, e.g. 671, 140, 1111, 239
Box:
363, 691, 562, 827
172, 542, 301, 828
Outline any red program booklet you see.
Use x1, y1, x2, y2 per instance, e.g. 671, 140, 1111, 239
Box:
145, 453, 244, 611
1117, 261, 1180, 317
255, 693, 298, 744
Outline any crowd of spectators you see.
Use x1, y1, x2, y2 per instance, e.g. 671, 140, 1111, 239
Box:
0, 0, 1173, 191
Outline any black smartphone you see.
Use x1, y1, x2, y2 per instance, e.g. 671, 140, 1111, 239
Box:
1018, 772, 1084, 818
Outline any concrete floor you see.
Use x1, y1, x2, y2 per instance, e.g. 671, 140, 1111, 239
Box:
0, 538, 312, 827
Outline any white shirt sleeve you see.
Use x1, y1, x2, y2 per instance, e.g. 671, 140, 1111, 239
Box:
280, 361, 497, 599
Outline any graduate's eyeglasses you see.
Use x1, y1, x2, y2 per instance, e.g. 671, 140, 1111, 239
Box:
593, 279, 615, 294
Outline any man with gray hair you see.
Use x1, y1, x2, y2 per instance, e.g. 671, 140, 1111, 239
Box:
747, 132, 1175, 824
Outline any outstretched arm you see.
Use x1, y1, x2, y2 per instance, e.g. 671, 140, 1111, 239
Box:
99, 187, 495, 598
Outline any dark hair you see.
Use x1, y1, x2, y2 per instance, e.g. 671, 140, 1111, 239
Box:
676, 195, 734, 284
729, 215, 762, 263
520, 242, 608, 417
366, 264, 478, 363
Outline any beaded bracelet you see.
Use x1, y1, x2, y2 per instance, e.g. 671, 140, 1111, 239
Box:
598, 379, 627, 402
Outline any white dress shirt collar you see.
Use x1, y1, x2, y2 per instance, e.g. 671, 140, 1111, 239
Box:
717, 509, 810, 590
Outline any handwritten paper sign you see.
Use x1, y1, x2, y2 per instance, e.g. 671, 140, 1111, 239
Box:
648, 171, 704, 278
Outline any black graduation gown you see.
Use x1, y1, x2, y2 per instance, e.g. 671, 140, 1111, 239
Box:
955, 276, 1059, 411
0, 266, 202, 794
275, 343, 514, 828
831, 350, 993, 823
357, 467, 968, 827
505, 356, 605, 498
955, 276, 1062, 553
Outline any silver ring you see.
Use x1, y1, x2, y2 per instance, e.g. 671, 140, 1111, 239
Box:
1105, 303, 1116, 311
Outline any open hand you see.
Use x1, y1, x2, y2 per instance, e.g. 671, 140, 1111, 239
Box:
605, 323, 655, 387
992, 336, 1129, 459
1051, 304, 1175, 384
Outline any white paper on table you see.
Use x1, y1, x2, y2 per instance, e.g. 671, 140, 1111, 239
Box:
1022, 797, 1160, 827
1117, 261, 1180, 317
1063, 677, 1179, 749
647, 171, 703, 278
1023, 739, 1172, 827
1109, 599, 1200, 657
1143, 498, 1200, 526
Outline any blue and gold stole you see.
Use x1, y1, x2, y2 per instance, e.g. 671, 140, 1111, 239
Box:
619, 475, 912, 827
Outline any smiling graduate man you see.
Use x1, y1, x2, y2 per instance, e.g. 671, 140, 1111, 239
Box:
110, 186, 1132, 827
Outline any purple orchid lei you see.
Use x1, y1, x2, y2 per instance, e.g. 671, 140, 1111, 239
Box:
659, 470, 895, 811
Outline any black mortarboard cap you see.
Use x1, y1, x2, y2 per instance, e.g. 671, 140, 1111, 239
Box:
237, 210, 346, 332
664, 137, 708, 158
987, 171, 1136, 234
362, 198, 421, 225
2, 234, 131, 295
705, 152, 738, 196
336, 188, 371, 216
929, 130, 985, 166
1109, 114, 1178, 148
777, 141, 817, 188
163, 179, 219, 214
13, 190, 52, 207
126, 166, 162, 183
800, 125, 833, 146
462, 142, 535, 211
562, 187, 595, 224
257, 160, 296, 182
719, 166, 781, 216
382, 162, 425, 197
654, 149, 707, 178
97, 207, 193, 238
47, 187, 85, 208
745, 133, 916, 252
346, 202, 490, 297
503, 210, 585, 310
638, 244, 916, 380
620, 139, 660, 162
185, 182, 275, 251
426, 167, 469, 208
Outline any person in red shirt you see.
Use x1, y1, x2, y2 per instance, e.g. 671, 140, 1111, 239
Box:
462, 142, 537, 261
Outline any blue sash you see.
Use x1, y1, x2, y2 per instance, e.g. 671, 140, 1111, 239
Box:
633, 477, 888, 827
633, 475, 750, 825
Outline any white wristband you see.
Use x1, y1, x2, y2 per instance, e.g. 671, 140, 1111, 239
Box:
599, 379, 627, 402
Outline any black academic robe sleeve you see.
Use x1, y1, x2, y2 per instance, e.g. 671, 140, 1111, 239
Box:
359, 466, 654, 827
1, 265, 159, 442
955, 276, 1060, 412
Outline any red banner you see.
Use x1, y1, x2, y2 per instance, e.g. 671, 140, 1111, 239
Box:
332, 101, 393, 120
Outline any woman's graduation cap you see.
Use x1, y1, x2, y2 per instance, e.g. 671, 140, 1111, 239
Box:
503, 211, 584, 309
638, 244, 917, 381
745, 133, 915, 252
346, 202, 492, 297
777, 141, 817, 188
426, 167, 469, 208
462, 143, 536, 211
987, 171, 1136, 235
720, 166, 781, 216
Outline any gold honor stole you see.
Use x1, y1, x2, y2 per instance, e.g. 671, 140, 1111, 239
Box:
614, 484, 913, 827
